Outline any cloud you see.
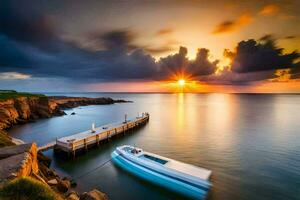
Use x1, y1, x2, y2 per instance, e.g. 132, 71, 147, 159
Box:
0, 1, 299, 87
259, 4, 280, 16
144, 46, 174, 54
156, 28, 174, 36
158, 47, 218, 79
98, 29, 137, 51
229, 36, 300, 73
159, 46, 188, 74
0, 1, 158, 82
0, 72, 31, 80
212, 14, 252, 34
188, 49, 218, 76
284, 35, 297, 40
198, 69, 276, 85
0, 1, 58, 51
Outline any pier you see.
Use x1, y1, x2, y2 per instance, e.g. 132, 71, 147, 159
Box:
38, 113, 149, 157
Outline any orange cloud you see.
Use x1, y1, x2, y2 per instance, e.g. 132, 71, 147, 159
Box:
212, 14, 252, 34
259, 4, 280, 16
156, 28, 174, 36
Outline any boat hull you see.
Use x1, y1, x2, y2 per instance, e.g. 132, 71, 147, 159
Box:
111, 151, 210, 199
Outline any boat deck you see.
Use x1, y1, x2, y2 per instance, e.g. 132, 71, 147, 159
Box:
165, 159, 211, 181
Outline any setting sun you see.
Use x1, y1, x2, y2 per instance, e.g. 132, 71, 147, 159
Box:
178, 79, 186, 87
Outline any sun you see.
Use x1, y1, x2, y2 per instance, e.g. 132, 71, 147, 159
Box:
178, 79, 185, 87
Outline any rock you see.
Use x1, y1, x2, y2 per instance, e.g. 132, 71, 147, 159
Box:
79, 189, 108, 200
0, 130, 15, 147
0, 143, 38, 182
38, 161, 58, 180
31, 172, 47, 184
0, 143, 40, 183
53, 109, 66, 116
47, 178, 58, 185
0, 97, 53, 129
11, 137, 25, 145
70, 179, 77, 188
0, 143, 36, 159
37, 152, 52, 167
66, 191, 80, 200
57, 179, 71, 193
71, 112, 76, 115
48, 96, 127, 110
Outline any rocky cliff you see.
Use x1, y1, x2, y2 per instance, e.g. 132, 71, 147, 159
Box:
0, 96, 128, 130
0, 143, 39, 182
0, 96, 61, 130
0, 143, 108, 200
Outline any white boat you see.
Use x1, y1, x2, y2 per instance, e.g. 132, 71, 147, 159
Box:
111, 145, 212, 199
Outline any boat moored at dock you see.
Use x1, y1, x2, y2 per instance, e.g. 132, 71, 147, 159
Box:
111, 145, 212, 199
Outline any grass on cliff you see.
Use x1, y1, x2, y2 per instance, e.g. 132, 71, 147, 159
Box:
0, 177, 59, 200
0, 131, 14, 148
0, 91, 45, 101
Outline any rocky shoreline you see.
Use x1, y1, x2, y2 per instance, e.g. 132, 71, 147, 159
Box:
0, 142, 108, 200
0, 96, 129, 130
0, 95, 130, 199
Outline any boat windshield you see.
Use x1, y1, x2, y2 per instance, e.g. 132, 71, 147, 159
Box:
141, 154, 168, 165
123, 146, 141, 154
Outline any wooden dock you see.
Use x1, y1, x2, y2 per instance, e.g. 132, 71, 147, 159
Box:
39, 113, 149, 157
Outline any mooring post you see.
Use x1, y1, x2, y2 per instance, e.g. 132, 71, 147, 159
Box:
107, 131, 110, 141
84, 138, 88, 152
96, 134, 99, 147
71, 142, 75, 159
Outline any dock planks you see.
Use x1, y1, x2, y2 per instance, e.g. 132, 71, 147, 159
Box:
38, 113, 149, 156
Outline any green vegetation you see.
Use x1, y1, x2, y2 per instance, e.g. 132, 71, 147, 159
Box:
0, 90, 17, 93
0, 91, 44, 101
0, 177, 59, 200
0, 131, 14, 148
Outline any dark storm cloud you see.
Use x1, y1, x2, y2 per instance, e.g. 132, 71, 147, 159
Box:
0, 1, 58, 51
290, 63, 300, 79
0, 1, 158, 81
188, 49, 218, 76
158, 47, 218, 78
0, 0, 299, 86
98, 29, 138, 51
159, 46, 189, 74
0, 35, 32, 68
198, 69, 277, 85
230, 37, 300, 73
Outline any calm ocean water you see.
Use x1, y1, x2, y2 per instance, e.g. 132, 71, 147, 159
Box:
8, 93, 300, 200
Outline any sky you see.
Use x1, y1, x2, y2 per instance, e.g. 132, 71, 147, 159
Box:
0, 0, 300, 93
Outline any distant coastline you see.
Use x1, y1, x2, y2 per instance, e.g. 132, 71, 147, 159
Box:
0, 91, 130, 130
